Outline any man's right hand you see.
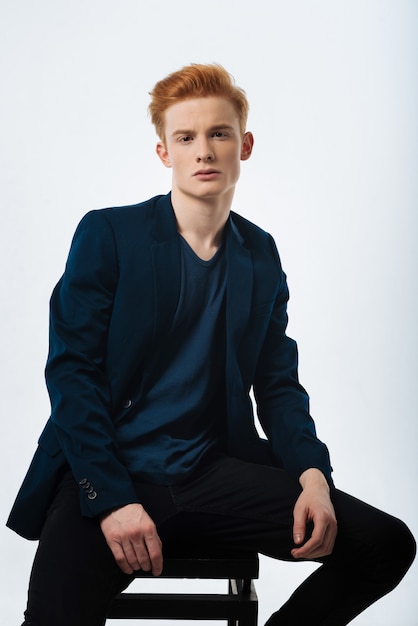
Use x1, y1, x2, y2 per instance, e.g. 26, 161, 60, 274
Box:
100, 503, 163, 576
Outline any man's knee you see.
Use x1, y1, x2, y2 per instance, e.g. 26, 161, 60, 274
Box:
385, 516, 416, 582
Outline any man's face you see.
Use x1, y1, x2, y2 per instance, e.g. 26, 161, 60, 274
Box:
156, 96, 253, 205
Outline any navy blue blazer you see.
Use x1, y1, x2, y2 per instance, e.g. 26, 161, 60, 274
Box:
7, 193, 332, 540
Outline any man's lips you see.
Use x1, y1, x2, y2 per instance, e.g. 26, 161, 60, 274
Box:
193, 169, 221, 176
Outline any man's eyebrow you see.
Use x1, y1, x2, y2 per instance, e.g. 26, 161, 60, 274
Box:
209, 124, 236, 131
171, 129, 193, 137
171, 124, 236, 136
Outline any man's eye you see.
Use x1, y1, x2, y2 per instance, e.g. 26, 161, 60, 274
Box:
180, 136, 193, 142
212, 131, 226, 138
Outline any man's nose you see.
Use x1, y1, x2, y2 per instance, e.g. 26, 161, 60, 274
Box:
196, 138, 214, 162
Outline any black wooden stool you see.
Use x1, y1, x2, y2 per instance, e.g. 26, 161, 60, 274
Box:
107, 551, 259, 625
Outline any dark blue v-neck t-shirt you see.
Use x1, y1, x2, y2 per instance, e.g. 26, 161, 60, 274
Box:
116, 235, 227, 484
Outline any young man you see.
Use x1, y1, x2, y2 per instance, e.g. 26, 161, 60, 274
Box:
7, 64, 415, 625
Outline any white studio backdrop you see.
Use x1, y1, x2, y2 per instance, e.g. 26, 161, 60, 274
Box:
1, 1, 417, 624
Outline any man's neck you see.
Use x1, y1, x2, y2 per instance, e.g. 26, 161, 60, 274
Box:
171, 189, 232, 261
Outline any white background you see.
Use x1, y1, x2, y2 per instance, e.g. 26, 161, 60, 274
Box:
1, 1, 417, 624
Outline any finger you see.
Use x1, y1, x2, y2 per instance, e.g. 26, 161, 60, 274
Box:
131, 539, 152, 572
292, 523, 334, 559
110, 540, 136, 575
292, 501, 307, 545
122, 537, 146, 573
131, 533, 163, 575
292, 536, 321, 559
146, 534, 163, 576
293, 513, 327, 558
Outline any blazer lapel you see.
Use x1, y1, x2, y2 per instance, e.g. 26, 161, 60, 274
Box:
151, 194, 182, 339
225, 216, 255, 453
226, 216, 253, 346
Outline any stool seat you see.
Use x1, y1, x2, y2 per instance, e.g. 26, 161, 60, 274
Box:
107, 551, 259, 625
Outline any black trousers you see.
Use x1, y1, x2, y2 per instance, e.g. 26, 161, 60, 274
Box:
22, 455, 415, 626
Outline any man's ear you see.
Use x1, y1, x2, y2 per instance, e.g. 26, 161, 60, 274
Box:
156, 142, 172, 168
240, 132, 254, 161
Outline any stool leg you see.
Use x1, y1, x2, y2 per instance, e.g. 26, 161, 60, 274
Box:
228, 579, 236, 626
229, 578, 258, 626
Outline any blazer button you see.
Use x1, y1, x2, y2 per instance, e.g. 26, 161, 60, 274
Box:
88, 490, 97, 500
123, 399, 132, 408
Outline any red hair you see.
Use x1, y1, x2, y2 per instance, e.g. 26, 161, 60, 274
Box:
148, 63, 249, 141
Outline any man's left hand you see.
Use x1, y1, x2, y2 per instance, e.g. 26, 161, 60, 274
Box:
291, 468, 337, 560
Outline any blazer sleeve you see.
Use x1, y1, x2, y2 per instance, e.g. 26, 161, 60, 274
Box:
253, 235, 333, 484
45, 210, 139, 518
